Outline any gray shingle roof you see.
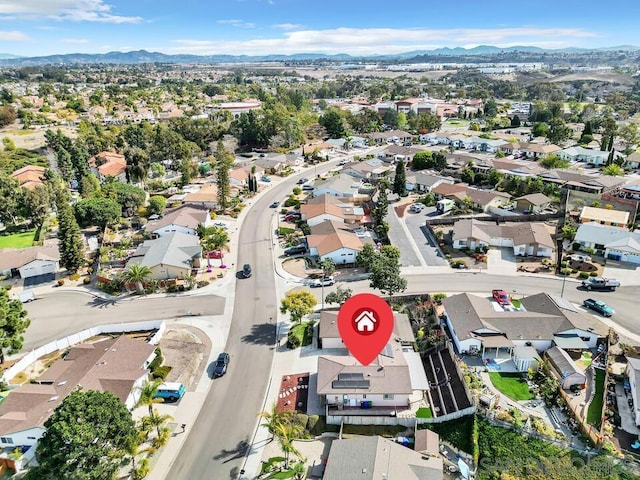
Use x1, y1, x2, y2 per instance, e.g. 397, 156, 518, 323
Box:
127, 231, 201, 269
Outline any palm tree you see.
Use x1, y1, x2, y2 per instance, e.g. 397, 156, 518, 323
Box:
259, 403, 293, 438
291, 460, 307, 480
136, 379, 164, 417
125, 433, 148, 479
274, 422, 303, 469
120, 264, 153, 294
147, 409, 173, 439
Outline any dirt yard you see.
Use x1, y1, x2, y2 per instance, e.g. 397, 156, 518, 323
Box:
159, 326, 211, 390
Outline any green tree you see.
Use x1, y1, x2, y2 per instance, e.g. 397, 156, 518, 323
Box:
602, 164, 624, 176
510, 115, 521, 127
483, 99, 498, 118
0, 106, 16, 127
619, 122, 640, 150
540, 153, 569, 169
280, 290, 317, 324
325, 285, 353, 305
0, 173, 22, 226
74, 197, 122, 228
319, 109, 346, 138
147, 195, 167, 217
546, 118, 572, 144
215, 143, 233, 210
119, 264, 153, 294
136, 379, 163, 417
372, 179, 389, 240
26, 390, 137, 480
319, 258, 335, 277
356, 243, 378, 271
22, 185, 51, 227
410, 113, 440, 133
412, 151, 432, 170
392, 159, 407, 196
125, 146, 150, 185
57, 196, 84, 272
531, 122, 549, 137
0, 287, 30, 364
369, 246, 407, 296
103, 180, 146, 216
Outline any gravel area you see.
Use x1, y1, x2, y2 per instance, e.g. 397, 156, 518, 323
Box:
159, 326, 211, 391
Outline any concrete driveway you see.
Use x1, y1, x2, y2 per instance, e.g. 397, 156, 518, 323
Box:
404, 207, 449, 267
487, 248, 517, 275
603, 263, 640, 286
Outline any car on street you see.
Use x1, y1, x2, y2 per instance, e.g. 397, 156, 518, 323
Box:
154, 382, 186, 402
310, 276, 335, 287
297, 177, 308, 184
492, 289, 511, 306
302, 185, 315, 191
409, 203, 424, 213
213, 352, 230, 377
261, 175, 272, 182
581, 277, 620, 291
284, 244, 306, 256
338, 159, 349, 166
242, 264, 252, 278
269, 201, 280, 208
583, 298, 615, 317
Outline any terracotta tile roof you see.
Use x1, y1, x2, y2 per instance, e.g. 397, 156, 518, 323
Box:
146, 205, 209, 232
89, 151, 126, 178
10, 165, 47, 189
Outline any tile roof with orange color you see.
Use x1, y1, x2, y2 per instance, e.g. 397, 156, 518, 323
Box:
10, 165, 46, 189
89, 151, 127, 177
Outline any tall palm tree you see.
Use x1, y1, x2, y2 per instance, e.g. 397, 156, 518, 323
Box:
136, 379, 164, 417
120, 264, 153, 294
259, 403, 293, 437
274, 422, 302, 469
147, 409, 173, 438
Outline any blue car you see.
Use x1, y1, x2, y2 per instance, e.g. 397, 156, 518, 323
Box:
154, 382, 186, 402
583, 298, 615, 317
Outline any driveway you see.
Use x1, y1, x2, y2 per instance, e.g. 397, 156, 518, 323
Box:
404, 207, 449, 267
603, 263, 640, 286
385, 199, 422, 267
487, 248, 517, 275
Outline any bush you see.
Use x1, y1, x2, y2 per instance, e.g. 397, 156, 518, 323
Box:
590, 271, 598, 277
152, 365, 172, 379
69, 273, 80, 281
560, 268, 572, 276
83, 276, 91, 284
578, 272, 589, 279
149, 348, 163, 372
57, 279, 65, 286
287, 330, 302, 348
197, 280, 210, 288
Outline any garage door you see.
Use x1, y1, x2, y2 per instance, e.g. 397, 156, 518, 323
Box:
41, 263, 56, 274
20, 261, 55, 278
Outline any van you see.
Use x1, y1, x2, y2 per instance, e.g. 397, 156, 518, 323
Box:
154, 382, 186, 402
17, 290, 36, 303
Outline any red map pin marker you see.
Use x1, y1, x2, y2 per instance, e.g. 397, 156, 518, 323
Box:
337, 293, 394, 366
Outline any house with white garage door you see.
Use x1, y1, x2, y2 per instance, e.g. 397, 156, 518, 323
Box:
0, 243, 60, 279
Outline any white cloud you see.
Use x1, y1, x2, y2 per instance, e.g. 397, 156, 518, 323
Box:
272, 23, 303, 30
0, 0, 142, 23
0, 29, 29, 41
61, 37, 89, 44
217, 19, 255, 28
170, 26, 601, 56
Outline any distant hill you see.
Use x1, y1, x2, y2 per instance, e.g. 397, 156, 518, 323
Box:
1, 46, 639, 66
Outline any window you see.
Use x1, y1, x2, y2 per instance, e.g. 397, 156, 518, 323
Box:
0, 437, 13, 444
383, 394, 394, 400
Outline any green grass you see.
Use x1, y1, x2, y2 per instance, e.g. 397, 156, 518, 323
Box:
266, 471, 295, 479
0, 229, 36, 249
416, 407, 433, 418
489, 372, 535, 401
287, 321, 314, 348
511, 299, 521, 309
419, 415, 475, 454
342, 424, 406, 438
587, 368, 605, 427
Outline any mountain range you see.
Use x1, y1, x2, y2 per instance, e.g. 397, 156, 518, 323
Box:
0, 45, 638, 66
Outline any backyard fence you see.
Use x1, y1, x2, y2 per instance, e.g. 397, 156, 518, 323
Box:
2, 320, 166, 384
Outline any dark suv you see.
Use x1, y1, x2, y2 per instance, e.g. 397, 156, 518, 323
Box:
242, 264, 252, 278
213, 352, 230, 377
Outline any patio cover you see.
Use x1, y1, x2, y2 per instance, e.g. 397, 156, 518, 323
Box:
553, 335, 589, 350
402, 350, 429, 390
479, 335, 514, 348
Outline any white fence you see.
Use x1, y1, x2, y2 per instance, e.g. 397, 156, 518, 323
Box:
2, 320, 166, 383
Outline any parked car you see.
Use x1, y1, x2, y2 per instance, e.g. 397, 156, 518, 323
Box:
213, 352, 230, 377
269, 201, 280, 208
409, 203, 424, 213
492, 289, 511, 306
310, 276, 335, 287
284, 244, 307, 256
581, 277, 620, 291
302, 185, 315, 191
297, 177, 308, 185
283, 212, 301, 221
583, 298, 615, 317
261, 175, 272, 182
338, 159, 349, 166
242, 264, 252, 278
206, 250, 224, 259
154, 382, 186, 402
16, 290, 36, 303
569, 253, 592, 263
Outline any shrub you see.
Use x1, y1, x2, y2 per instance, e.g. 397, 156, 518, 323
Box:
578, 272, 589, 279
149, 348, 163, 372
57, 279, 65, 286
197, 280, 210, 288
69, 273, 80, 281
287, 331, 302, 348
83, 276, 91, 284
87, 267, 94, 274
433, 293, 447, 304
571, 269, 578, 274
152, 365, 172, 379
590, 272, 598, 277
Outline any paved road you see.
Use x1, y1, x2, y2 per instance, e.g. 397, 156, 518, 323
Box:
22, 291, 226, 351
404, 206, 449, 266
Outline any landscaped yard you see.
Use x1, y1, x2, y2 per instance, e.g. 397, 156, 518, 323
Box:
489, 372, 535, 401
416, 407, 433, 418
587, 367, 605, 427
0, 229, 36, 249
287, 321, 314, 348
419, 415, 475, 454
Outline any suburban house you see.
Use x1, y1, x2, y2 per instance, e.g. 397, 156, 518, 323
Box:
625, 357, 640, 427
10, 165, 47, 190
209, 100, 261, 119
342, 159, 392, 180
446, 187, 512, 213
624, 152, 640, 170
518, 142, 561, 160
313, 174, 365, 198
254, 155, 286, 174
145, 205, 211, 237
379, 144, 420, 164
301, 142, 335, 157
88, 151, 127, 182
574, 221, 640, 262
452, 219, 554, 257
306, 220, 366, 265
537, 169, 627, 194
370, 130, 413, 145
183, 184, 219, 209
545, 346, 586, 390
405, 172, 455, 193
559, 146, 623, 166
0, 243, 59, 280
431, 182, 469, 200
442, 292, 606, 368
318, 310, 415, 349
490, 158, 546, 178
0, 336, 155, 449
579, 206, 629, 228
126, 231, 202, 280
300, 194, 365, 227
322, 436, 443, 480
514, 193, 552, 213
229, 165, 264, 186
317, 341, 427, 416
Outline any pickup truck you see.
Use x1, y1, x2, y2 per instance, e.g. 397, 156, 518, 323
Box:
581, 277, 620, 291
583, 298, 615, 317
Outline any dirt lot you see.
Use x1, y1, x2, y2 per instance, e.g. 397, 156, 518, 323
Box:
159, 326, 211, 390
0, 125, 78, 150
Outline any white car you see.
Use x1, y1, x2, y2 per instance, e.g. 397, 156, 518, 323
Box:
310, 277, 335, 287
409, 203, 424, 213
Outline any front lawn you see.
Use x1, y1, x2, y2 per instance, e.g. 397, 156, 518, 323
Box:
286, 321, 314, 348
0, 229, 36, 249
489, 372, 535, 401
587, 368, 605, 427
419, 415, 475, 454
416, 407, 433, 418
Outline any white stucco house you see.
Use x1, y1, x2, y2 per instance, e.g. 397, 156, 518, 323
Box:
306, 220, 366, 265
145, 205, 211, 237
574, 222, 640, 264
559, 146, 623, 166
313, 173, 364, 198
0, 243, 60, 279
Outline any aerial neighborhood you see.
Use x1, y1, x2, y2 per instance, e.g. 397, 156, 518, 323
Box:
0, 44, 639, 480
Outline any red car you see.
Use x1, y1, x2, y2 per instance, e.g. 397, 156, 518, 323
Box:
492, 289, 511, 306
206, 250, 224, 259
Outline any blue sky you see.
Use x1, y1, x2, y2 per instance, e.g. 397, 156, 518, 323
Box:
0, 0, 639, 57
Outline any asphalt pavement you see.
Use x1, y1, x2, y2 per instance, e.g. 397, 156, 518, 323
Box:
404, 206, 450, 266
